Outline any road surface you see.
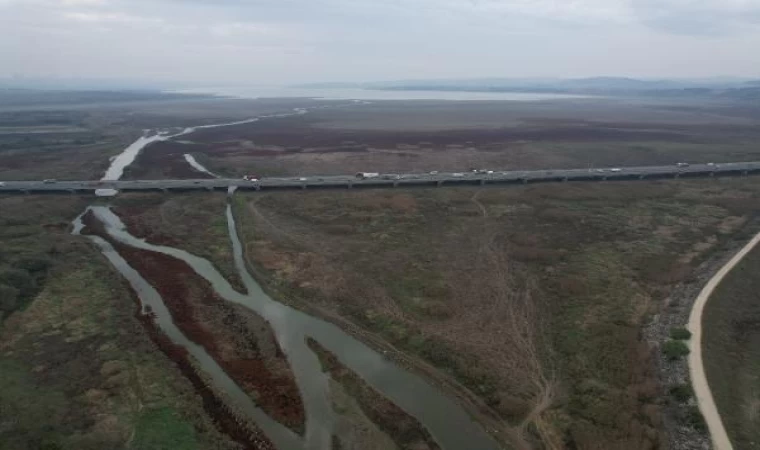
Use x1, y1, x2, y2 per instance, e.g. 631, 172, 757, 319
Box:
2, 162, 760, 195
688, 231, 760, 450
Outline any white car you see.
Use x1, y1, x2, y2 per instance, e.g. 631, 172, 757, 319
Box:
452, 173, 465, 177
0, 182, 5, 187
610, 168, 622, 173
298, 177, 307, 181
429, 171, 439, 175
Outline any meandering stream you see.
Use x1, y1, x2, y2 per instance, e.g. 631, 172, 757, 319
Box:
75, 103, 502, 450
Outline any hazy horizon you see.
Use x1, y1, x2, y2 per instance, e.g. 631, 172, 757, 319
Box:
2, 0, 759, 87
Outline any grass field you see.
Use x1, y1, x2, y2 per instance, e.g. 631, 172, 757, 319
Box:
703, 239, 760, 449
0, 196, 239, 450
228, 177, 760, 449
165, 99, 760, 181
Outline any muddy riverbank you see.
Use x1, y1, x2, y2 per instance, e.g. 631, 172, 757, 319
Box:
81, 211, 305, 438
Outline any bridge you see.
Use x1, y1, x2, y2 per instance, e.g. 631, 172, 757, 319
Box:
2, 162, 760, 195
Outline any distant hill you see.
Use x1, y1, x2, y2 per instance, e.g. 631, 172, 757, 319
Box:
293, 77, 760, 101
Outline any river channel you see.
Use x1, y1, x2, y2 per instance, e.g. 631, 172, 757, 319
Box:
75, 103, 503, 450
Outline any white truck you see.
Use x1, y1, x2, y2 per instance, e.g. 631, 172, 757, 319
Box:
355, 172, 380, 180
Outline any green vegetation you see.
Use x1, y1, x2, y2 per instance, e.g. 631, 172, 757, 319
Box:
703, 234, 760, 449
231, 177, 760, 449
686, 406, 707, 432
0, 196, 237, 450
670, 327, 692, 340
662, 340, 691, 360
0, 360, 69, 450
132, 408, 200, 450
669, 384, 694, 403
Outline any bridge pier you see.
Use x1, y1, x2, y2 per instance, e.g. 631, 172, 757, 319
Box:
161, 188, 169, 193
674, 173, 680, 179
437, 180, 443, 187
347, 182, 353, 189
68, 189, 76, 195
639, 175, 646, 180
393, 181, 399, 188
562, 177, 569, 182
205, 186, 214, 192
743, 170, 749, 176
479, 179, 486, 186
521, 178, 528, 184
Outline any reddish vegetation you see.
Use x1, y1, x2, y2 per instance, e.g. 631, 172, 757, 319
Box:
125, 142, 216, 180
81, 212, 305, 437
113, 204, 183, 247
138, 316, 276, 450
186, 116, 702, 149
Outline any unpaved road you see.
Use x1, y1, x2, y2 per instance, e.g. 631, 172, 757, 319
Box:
688, 230, 760, 450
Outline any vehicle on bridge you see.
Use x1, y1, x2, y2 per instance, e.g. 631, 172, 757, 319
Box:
243, 174, 260, 182
355, 172, 380, 180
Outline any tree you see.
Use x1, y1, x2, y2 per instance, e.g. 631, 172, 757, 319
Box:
669, 327, 692, 340
662, 340, 690, 360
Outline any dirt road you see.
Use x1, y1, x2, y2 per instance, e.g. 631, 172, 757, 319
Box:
688, 230, 760, 450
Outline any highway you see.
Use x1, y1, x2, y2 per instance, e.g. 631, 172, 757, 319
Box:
2, 162, 760, 195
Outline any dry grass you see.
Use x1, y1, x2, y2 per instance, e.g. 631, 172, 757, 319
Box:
233, 176, 760, 449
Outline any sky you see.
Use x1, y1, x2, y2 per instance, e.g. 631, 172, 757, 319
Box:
1, 0, 759, 87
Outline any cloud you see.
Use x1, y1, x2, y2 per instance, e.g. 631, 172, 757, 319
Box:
1, 0, 759, 84
62, 11, 162, 24
632, 0, 760, 35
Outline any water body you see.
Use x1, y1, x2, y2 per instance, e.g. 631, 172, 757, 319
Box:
86, 100, 503, 449
96, 134, 168, 196
81, 205, 502, 450
183, 154, 218, 178
71, 210, 302, 450
177, 85, 591, 102
95, 107, 330, 197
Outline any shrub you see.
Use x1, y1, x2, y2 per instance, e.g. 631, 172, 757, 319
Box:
0, 283, 20, 315
669, 383, 693, 402
670, 327, 692, 340
686, 406, 707, 431
14, 256, 52, 273
663, 340, 690, 360
0, 268, 35, 298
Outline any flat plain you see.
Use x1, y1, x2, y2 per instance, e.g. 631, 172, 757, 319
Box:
2, 91, 760, 449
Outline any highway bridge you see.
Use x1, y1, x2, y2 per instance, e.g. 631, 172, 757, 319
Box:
2, 162, 760, 195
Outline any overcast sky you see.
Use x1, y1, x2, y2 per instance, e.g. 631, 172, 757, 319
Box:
1, 0, 759, 86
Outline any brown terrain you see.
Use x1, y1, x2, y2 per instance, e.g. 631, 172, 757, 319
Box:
123, 142, 216, 180
0, 195, 247, 450
230, 176, 760, 449
6, 95, 760, 450
128, 100, 760, 179
81, 210, 304, 440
